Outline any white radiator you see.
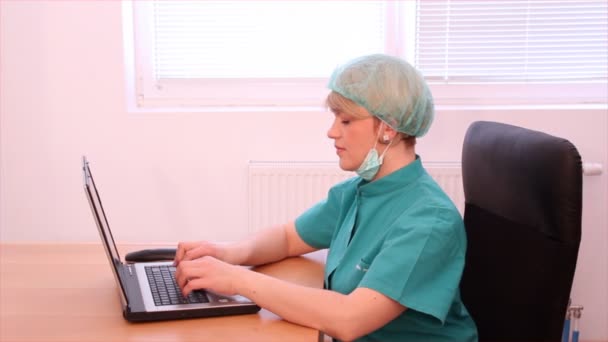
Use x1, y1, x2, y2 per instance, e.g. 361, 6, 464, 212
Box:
247, 161, 464, 232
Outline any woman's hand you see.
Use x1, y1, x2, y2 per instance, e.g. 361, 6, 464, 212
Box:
173, 224, 315, 268
175, 256, 243, 297
173, 241, 236, 266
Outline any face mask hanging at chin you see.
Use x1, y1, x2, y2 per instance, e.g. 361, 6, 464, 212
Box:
355, 124, 394, 181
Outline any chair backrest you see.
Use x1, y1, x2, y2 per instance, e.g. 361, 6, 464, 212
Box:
460, 121, 582, 342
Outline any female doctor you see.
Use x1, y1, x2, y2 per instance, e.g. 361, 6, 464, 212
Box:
174, 54, 478, 342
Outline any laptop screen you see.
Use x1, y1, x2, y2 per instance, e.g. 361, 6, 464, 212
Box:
82, 156, 129, 306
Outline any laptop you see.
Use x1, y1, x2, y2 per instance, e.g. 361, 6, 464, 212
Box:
82, 156, 261, 322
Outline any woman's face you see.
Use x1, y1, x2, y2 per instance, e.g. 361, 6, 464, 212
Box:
327, 109, 378, 171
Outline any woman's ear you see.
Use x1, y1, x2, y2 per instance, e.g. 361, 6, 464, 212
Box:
380, 124, 398, 144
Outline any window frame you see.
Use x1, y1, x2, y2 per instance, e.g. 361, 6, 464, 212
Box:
124, 0, 608, 110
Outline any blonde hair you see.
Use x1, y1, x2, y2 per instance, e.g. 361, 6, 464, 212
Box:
325, 91, 416, 147
325, 91, 371, 119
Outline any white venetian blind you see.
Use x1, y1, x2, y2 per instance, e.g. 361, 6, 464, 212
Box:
151, 1, 387, 79
415, 0, 608, 82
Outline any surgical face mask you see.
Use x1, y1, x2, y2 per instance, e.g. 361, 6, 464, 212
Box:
356, 125, 393, 181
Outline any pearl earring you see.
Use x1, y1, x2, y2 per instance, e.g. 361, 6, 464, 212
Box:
382, 135, 390, 143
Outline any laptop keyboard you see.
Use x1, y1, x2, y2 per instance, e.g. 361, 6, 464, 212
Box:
145, 265, 209, 306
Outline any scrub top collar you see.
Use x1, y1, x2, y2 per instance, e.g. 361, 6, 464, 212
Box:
357, 155, 425, 196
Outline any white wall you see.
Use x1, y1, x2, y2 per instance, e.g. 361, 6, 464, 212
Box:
1, 1, 606, 340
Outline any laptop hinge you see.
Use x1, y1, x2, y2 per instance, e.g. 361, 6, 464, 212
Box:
116, 263, 132, 308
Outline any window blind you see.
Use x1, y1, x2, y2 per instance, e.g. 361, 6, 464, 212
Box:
415, 0, 608, 82
152, 1, 387, 79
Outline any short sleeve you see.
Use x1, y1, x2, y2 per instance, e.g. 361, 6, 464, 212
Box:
295, 180, 352, 249
358, 206, 466, 323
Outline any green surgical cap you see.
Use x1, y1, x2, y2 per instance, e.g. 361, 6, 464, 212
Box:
327, 54, 434, 137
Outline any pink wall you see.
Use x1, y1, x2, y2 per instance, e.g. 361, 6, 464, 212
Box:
1, 1, 606, 340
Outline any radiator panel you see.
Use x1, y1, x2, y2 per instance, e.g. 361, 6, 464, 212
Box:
248, 161, 464, 232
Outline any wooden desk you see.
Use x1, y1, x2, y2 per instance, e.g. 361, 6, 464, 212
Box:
0, 243, 327, 342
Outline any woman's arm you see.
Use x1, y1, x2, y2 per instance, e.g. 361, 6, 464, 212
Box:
174, 222, 317, 266
238, 271, 406, 341
176, 256, 405, 341
236, 222, 318, 265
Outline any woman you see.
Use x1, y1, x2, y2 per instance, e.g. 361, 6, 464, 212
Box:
174, 54, 478, 341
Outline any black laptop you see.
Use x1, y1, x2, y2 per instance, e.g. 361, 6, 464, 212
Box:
82, 156, 260, 322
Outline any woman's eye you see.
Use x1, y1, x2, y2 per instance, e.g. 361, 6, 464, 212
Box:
341, 120, 350, 125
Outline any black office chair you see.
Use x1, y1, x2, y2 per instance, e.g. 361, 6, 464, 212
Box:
460, 121, 582, 342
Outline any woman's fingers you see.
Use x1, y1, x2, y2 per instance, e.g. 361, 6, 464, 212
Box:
175, 256, 239, 297
183, 245, 213, 262
181, 278, 208, 297
175, 259, 199, 288
174, 241, 195, 265
174, 241, 213, 265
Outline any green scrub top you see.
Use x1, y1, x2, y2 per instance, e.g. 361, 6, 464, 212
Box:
295, 156, 478, 342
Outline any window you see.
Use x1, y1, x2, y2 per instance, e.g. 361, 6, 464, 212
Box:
415, 0, 608, 105
124, 0, 607, 109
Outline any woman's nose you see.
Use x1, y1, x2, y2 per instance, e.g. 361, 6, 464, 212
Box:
327, 120, 339, 139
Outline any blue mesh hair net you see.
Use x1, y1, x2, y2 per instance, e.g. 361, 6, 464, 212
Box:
327, 54, 434, 137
